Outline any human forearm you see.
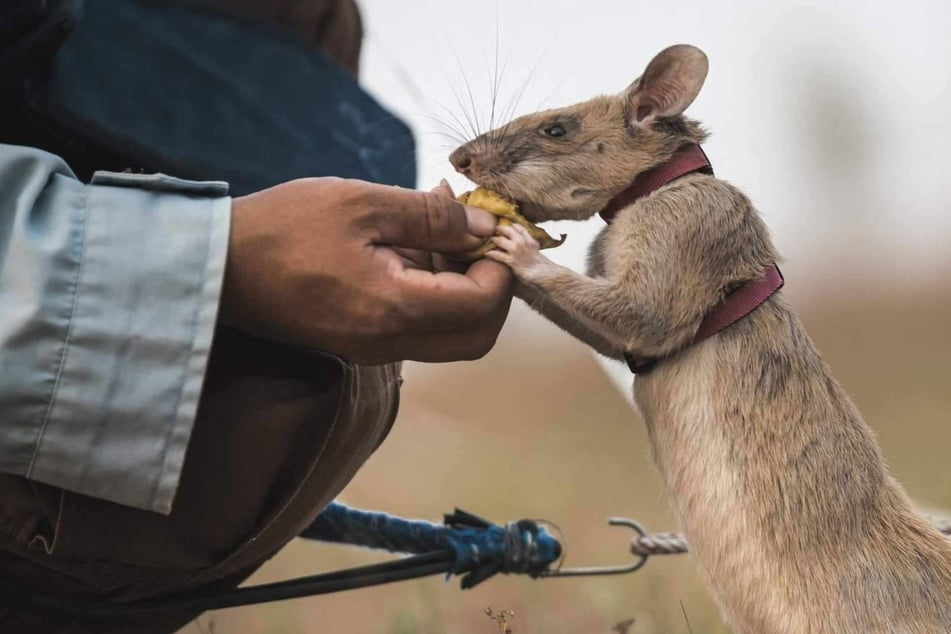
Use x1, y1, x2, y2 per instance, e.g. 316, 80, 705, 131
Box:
0, 144, 230, 513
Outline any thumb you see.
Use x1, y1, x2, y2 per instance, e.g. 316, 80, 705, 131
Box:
366, 185, 496, 252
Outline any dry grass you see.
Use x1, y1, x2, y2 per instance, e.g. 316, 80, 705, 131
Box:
178, 279, 951, 634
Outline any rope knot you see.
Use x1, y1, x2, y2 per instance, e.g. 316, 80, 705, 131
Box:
498, 520, 550, 574
442, 514, 562, 588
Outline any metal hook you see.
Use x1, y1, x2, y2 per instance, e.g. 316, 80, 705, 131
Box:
539, 517, 649, 578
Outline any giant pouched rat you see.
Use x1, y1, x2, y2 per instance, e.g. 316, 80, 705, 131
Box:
449, 44, 951, 633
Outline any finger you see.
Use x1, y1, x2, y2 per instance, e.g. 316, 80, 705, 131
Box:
365, 185, 496, 252
439, 178, 456, 197
391, 246, 434, 271
354, 320, 507, 363
432, 252, 468, 274
514, 225, 538, 242
388, 242, 483, 275
496, 224, 521, 240
484, 250, 512, 265
430, 179, 456, 199
466, 258, 513, 292
391, 259, 513, 333
490, 235, 517, 251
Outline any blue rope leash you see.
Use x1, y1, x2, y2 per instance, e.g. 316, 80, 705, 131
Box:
6, 504, 567, 617
302, 503, 562, 589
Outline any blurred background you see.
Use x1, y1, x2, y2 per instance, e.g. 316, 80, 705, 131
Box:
181, 0, 950, 632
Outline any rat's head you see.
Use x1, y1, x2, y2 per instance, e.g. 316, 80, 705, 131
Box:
450, 44, 710, 221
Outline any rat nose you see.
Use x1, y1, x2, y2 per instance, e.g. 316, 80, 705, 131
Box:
450, 146, 474, 173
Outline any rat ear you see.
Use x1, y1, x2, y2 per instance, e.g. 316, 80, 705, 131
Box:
624, 44, 708, 125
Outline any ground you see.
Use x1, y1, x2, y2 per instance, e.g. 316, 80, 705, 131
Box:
178, 280, 951, 634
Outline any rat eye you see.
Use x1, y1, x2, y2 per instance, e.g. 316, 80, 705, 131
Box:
541, 124, 567, 138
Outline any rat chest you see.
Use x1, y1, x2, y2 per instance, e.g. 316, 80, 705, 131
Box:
584, 208, 664, 280
633, 360, 788, 629
632, 348, 744, 528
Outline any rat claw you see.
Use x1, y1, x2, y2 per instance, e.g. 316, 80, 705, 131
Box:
496, 224, 519, 238
514, 223, 537, 243
484, 250, 510, 265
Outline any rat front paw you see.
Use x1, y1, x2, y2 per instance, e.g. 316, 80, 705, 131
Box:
485, 223, 550, 282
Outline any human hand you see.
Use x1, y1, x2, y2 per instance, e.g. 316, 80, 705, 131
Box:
220, 178, 514, 363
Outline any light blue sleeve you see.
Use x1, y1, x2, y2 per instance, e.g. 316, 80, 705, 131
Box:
0, 143, 231, 514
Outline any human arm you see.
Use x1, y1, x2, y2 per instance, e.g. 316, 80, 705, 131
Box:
0, 143, 230, 514
0, 147, 512, 514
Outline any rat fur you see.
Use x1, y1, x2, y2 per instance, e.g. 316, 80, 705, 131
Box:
450, 44, 951, 633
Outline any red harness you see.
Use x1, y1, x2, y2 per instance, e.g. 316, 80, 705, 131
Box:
599, 144, 784, 374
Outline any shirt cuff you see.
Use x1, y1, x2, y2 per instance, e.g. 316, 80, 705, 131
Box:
27, 172, 231, 514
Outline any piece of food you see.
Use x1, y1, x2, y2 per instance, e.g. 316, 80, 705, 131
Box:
455, 188, 566, 260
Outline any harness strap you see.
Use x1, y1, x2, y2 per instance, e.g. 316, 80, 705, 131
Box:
599, 144, 712, 223
624, 265, 784, 373
596, 144, 784, 374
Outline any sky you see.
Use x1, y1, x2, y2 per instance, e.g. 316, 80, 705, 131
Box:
356, 0, 951, 388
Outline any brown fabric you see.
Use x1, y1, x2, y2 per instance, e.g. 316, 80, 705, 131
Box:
0, 328, 401, 632
0, 4, 394, 630
158, 0, 365, 76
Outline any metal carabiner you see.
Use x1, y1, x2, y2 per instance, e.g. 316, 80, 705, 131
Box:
539, 517, 649, 578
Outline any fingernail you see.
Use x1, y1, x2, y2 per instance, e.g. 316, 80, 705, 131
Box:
439, 178, 456, 197
464, 206, 497, 237
432, 179, 456, 198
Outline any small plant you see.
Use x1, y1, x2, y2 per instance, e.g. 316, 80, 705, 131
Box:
485, 607, 515, 633
612, 618, 635, 634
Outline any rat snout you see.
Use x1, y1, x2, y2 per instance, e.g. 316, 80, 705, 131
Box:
449, 145, 475, 175
451, 137, 506, 182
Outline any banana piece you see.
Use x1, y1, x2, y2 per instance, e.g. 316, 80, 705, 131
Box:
456, 188, 566, 260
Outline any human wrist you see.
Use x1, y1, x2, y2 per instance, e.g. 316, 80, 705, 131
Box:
218, 193, 257, 332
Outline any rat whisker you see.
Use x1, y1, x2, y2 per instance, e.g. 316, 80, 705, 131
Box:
488, 8, 502, 132
433, 134, 468, 148
398, 156, 417, 173
431, 95, 479, 145
492, 177, 518, 205
532, 72, 572, 114
428, 130, 468, 149
421, 114, 469, 146
489, 31, 517, 157
428, 132, 470, 148
450, 46, 483, 137
362, 30, 429, 112
494, 24, 562, 147
442, 68, 481, 141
